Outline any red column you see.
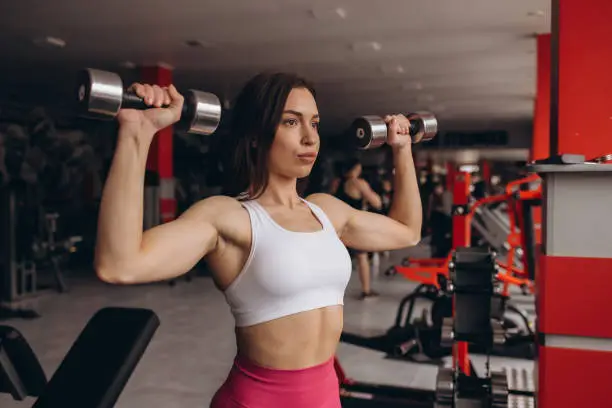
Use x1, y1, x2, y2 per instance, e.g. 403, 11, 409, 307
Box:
445, 162, 455, 191
451, 171, 471, 375
552, 0, 612, 158
141, 65, 176, 223
452, 171, 471, 249
536, 2, 612, 407
478, 160, 490, 190
530, 34, 550, 248
532, 34, 551, 161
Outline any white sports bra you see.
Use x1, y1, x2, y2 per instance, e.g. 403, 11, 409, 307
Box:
223, 198, 352, 327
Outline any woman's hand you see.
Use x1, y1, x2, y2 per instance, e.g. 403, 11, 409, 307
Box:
384, 114, 413, 149
117, 83, 185, 135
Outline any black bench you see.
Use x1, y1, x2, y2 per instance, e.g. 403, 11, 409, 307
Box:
1, 307, 159, 407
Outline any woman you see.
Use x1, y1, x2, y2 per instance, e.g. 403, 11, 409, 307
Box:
94, 72, 422, 408
335, 158, 384, 299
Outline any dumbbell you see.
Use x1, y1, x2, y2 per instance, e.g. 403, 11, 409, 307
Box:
350, 112, 438, 150
588, 153, 612, 164
76, 68, 222, 135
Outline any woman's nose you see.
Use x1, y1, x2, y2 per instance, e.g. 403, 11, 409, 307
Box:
302, 126, 318, 145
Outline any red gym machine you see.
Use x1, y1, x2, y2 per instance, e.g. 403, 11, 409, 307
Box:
392, 172, 540, 297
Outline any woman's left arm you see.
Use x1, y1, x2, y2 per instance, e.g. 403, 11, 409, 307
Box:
308, 114, 422, 251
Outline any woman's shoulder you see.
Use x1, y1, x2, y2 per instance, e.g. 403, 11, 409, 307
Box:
305, 192, 335, 207
189, 195, 252, 242
187, 195, 248, 221
305, 193, 350, 229
193, 194, 242, 209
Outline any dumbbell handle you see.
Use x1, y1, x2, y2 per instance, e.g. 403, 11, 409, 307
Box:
407, 120, 420, 137
359, 117, 419, 136
122, 91, 190, 116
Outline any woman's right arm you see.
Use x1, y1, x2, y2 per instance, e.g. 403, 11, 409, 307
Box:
94, 83, 220, 284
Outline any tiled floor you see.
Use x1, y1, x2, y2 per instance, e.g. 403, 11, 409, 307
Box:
0, 246, 535, 408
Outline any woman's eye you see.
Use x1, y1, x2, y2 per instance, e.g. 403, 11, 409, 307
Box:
284, 118, 298, 126
312, 122, 320, 130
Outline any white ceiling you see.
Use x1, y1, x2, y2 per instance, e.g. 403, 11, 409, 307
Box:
1, 0, 550, 136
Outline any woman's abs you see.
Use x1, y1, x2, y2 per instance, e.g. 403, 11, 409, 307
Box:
235, 305, 343, 369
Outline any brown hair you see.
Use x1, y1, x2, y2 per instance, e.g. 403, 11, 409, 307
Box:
222, 72, 316, 199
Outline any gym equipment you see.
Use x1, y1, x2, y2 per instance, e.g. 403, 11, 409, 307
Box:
435, 369, 509, 408
350, 112, 438, 149
440, 248, 502, 348
336, 356, 436, 408
30, 212, 82, 294
0, 326, 47, 400
341, 280, 534, 365
76, 68, 222, 135
0, 181, 81, 320
340, 283, 448, 363
588, 153, 612, 163
390, 173, 540, 298
336, 248, 535, 408
434, 247, 534, 408
0, 307, 159, 407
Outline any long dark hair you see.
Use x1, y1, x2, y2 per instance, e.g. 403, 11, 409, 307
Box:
343, 157, 362, 178
222, 72, 317, 199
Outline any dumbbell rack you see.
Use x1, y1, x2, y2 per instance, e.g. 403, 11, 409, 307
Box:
434, 247, 535, 408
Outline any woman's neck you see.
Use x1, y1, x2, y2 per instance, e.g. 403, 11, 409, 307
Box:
252, 176, 301, 208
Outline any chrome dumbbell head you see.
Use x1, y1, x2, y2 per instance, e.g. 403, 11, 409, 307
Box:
440, 317, 455, 348
490, 370, 510, 408
350, 115, 388, 150
492, 320, 506, 346
178, 90, 222, 136
76, 68, 124, 118
406, 111, 438, 143
434, 368, 455, 408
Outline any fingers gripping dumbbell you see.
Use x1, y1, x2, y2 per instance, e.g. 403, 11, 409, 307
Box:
350, 112, 438, 150
76, 68, 222, 135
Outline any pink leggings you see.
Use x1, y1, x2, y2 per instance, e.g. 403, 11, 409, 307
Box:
210, 355, 341, 408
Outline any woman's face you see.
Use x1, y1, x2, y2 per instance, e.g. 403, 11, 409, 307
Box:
267, 87, 320, 180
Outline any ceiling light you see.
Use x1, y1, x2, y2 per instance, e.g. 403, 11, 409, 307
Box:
334, 7, 347, 19
403, 82, 423, 91
417, 94, 435, 103
527, 10, 545, 17
380, 64, 405, 75
311, 6, 347, 20
157, 61, 175, 70
352, 41, 382, 52
459, 164, 480, 173
120, 61, 136, 69
33, 36, 66, 48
